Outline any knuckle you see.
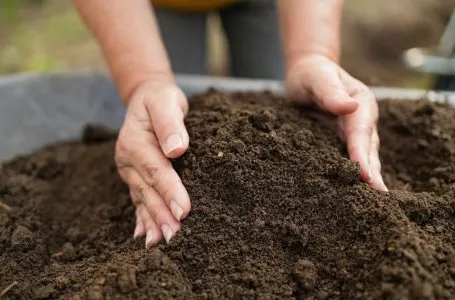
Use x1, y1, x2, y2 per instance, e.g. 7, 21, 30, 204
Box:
114, 151, 129, 181
114, 130, 131, 162
114, 141, 125, 163
130, 191, 138, 205
140, 162, 159, 186
134, 183, 149, 202
131, 196, 141, 207
114, 153, 130, 175
140, 162, 161, 187
141, 161, 177, 197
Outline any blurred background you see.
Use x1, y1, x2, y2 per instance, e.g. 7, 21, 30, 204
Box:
0, 0, 454, 88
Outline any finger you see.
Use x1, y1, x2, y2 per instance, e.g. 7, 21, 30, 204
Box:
344, 79, 378, 184
344, 109, 375, 183
369, 132, 388, 192
296, 64, 359, 115
116, 125, 191, 222
137, 204, 162, 248
133, 203, 146, 239
145, 85, 189, 158
123, 169, 162, 245
337, 118, 347, 143
370, 152, 388, 191
129, 170, 181, 244
130, 139, 191, 221
346, 124, 372, 183
121, 172, 146, 239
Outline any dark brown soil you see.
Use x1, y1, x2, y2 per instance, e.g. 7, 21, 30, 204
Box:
1, 91, 455, 299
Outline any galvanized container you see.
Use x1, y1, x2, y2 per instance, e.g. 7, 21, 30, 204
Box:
0, 71, 454, 162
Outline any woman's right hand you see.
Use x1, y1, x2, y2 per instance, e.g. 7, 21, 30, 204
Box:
115, 79, 191, 248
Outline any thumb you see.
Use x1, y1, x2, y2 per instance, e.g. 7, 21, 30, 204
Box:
146, 85, 189, 158
309, 68, 359, 115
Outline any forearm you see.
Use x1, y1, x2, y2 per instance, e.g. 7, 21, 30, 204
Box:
278, 0, 344, 68
72, 0, 173, 102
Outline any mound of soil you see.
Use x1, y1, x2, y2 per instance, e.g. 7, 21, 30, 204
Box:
1, 91, 455, 299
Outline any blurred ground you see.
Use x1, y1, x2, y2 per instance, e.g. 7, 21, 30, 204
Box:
341, 0, 455, 88
0, 0, 454, 88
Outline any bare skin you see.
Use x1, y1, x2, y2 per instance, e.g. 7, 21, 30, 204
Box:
278, 0, 387, 191
72, 0, 387, 247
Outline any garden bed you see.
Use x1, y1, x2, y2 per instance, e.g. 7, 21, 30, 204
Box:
1, 91, 455, 299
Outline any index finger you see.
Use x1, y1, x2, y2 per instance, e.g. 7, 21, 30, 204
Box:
342, 86, 378, 184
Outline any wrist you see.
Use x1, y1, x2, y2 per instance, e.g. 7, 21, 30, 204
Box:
116, 69, 175, 105
286, 53, 335, 74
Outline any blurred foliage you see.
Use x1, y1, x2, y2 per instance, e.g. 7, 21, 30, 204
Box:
0, 0, 20, 22
0, 0, 44, 22
0, 0, 101, 74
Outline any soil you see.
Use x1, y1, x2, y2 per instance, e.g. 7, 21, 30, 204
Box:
1, 91, 455, 299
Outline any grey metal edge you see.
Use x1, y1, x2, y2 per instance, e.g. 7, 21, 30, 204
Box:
0, 71, 454, 162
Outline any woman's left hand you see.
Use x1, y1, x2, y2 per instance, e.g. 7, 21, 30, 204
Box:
285, 53, 388, 191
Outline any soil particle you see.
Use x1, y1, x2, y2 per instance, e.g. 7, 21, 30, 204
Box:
66, 227, 82, 244
86, 284, 104, 300
1, 91, 455, 299
117, 266, 138, 293
293, 259, 317, 290
61, 242, 77, 261
11, 225, 34, 250
34, 284, 56, 299
55, 276, 71, 289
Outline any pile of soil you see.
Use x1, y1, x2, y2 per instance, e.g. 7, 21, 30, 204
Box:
1, 91, 455, 299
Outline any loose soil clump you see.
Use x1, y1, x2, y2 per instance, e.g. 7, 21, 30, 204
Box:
1, 91, 455, 299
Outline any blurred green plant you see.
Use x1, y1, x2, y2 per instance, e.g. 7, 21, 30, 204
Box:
0, 0, 46, 23
0, 0, 20, 22
0, 0, 97, 74
0, 0, 22, 22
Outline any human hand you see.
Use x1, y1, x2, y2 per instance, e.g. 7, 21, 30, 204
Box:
115, 80, 191, 248
285, 54, 388, 191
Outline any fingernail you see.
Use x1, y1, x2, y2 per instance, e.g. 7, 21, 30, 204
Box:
380, 178, 389, 192
134, 225, 140, 239
170, 200, 184, 221
165, 134, 183, 155
134, 222, 144, 239
161, 224, 173, 244
145, 230, 154, 248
